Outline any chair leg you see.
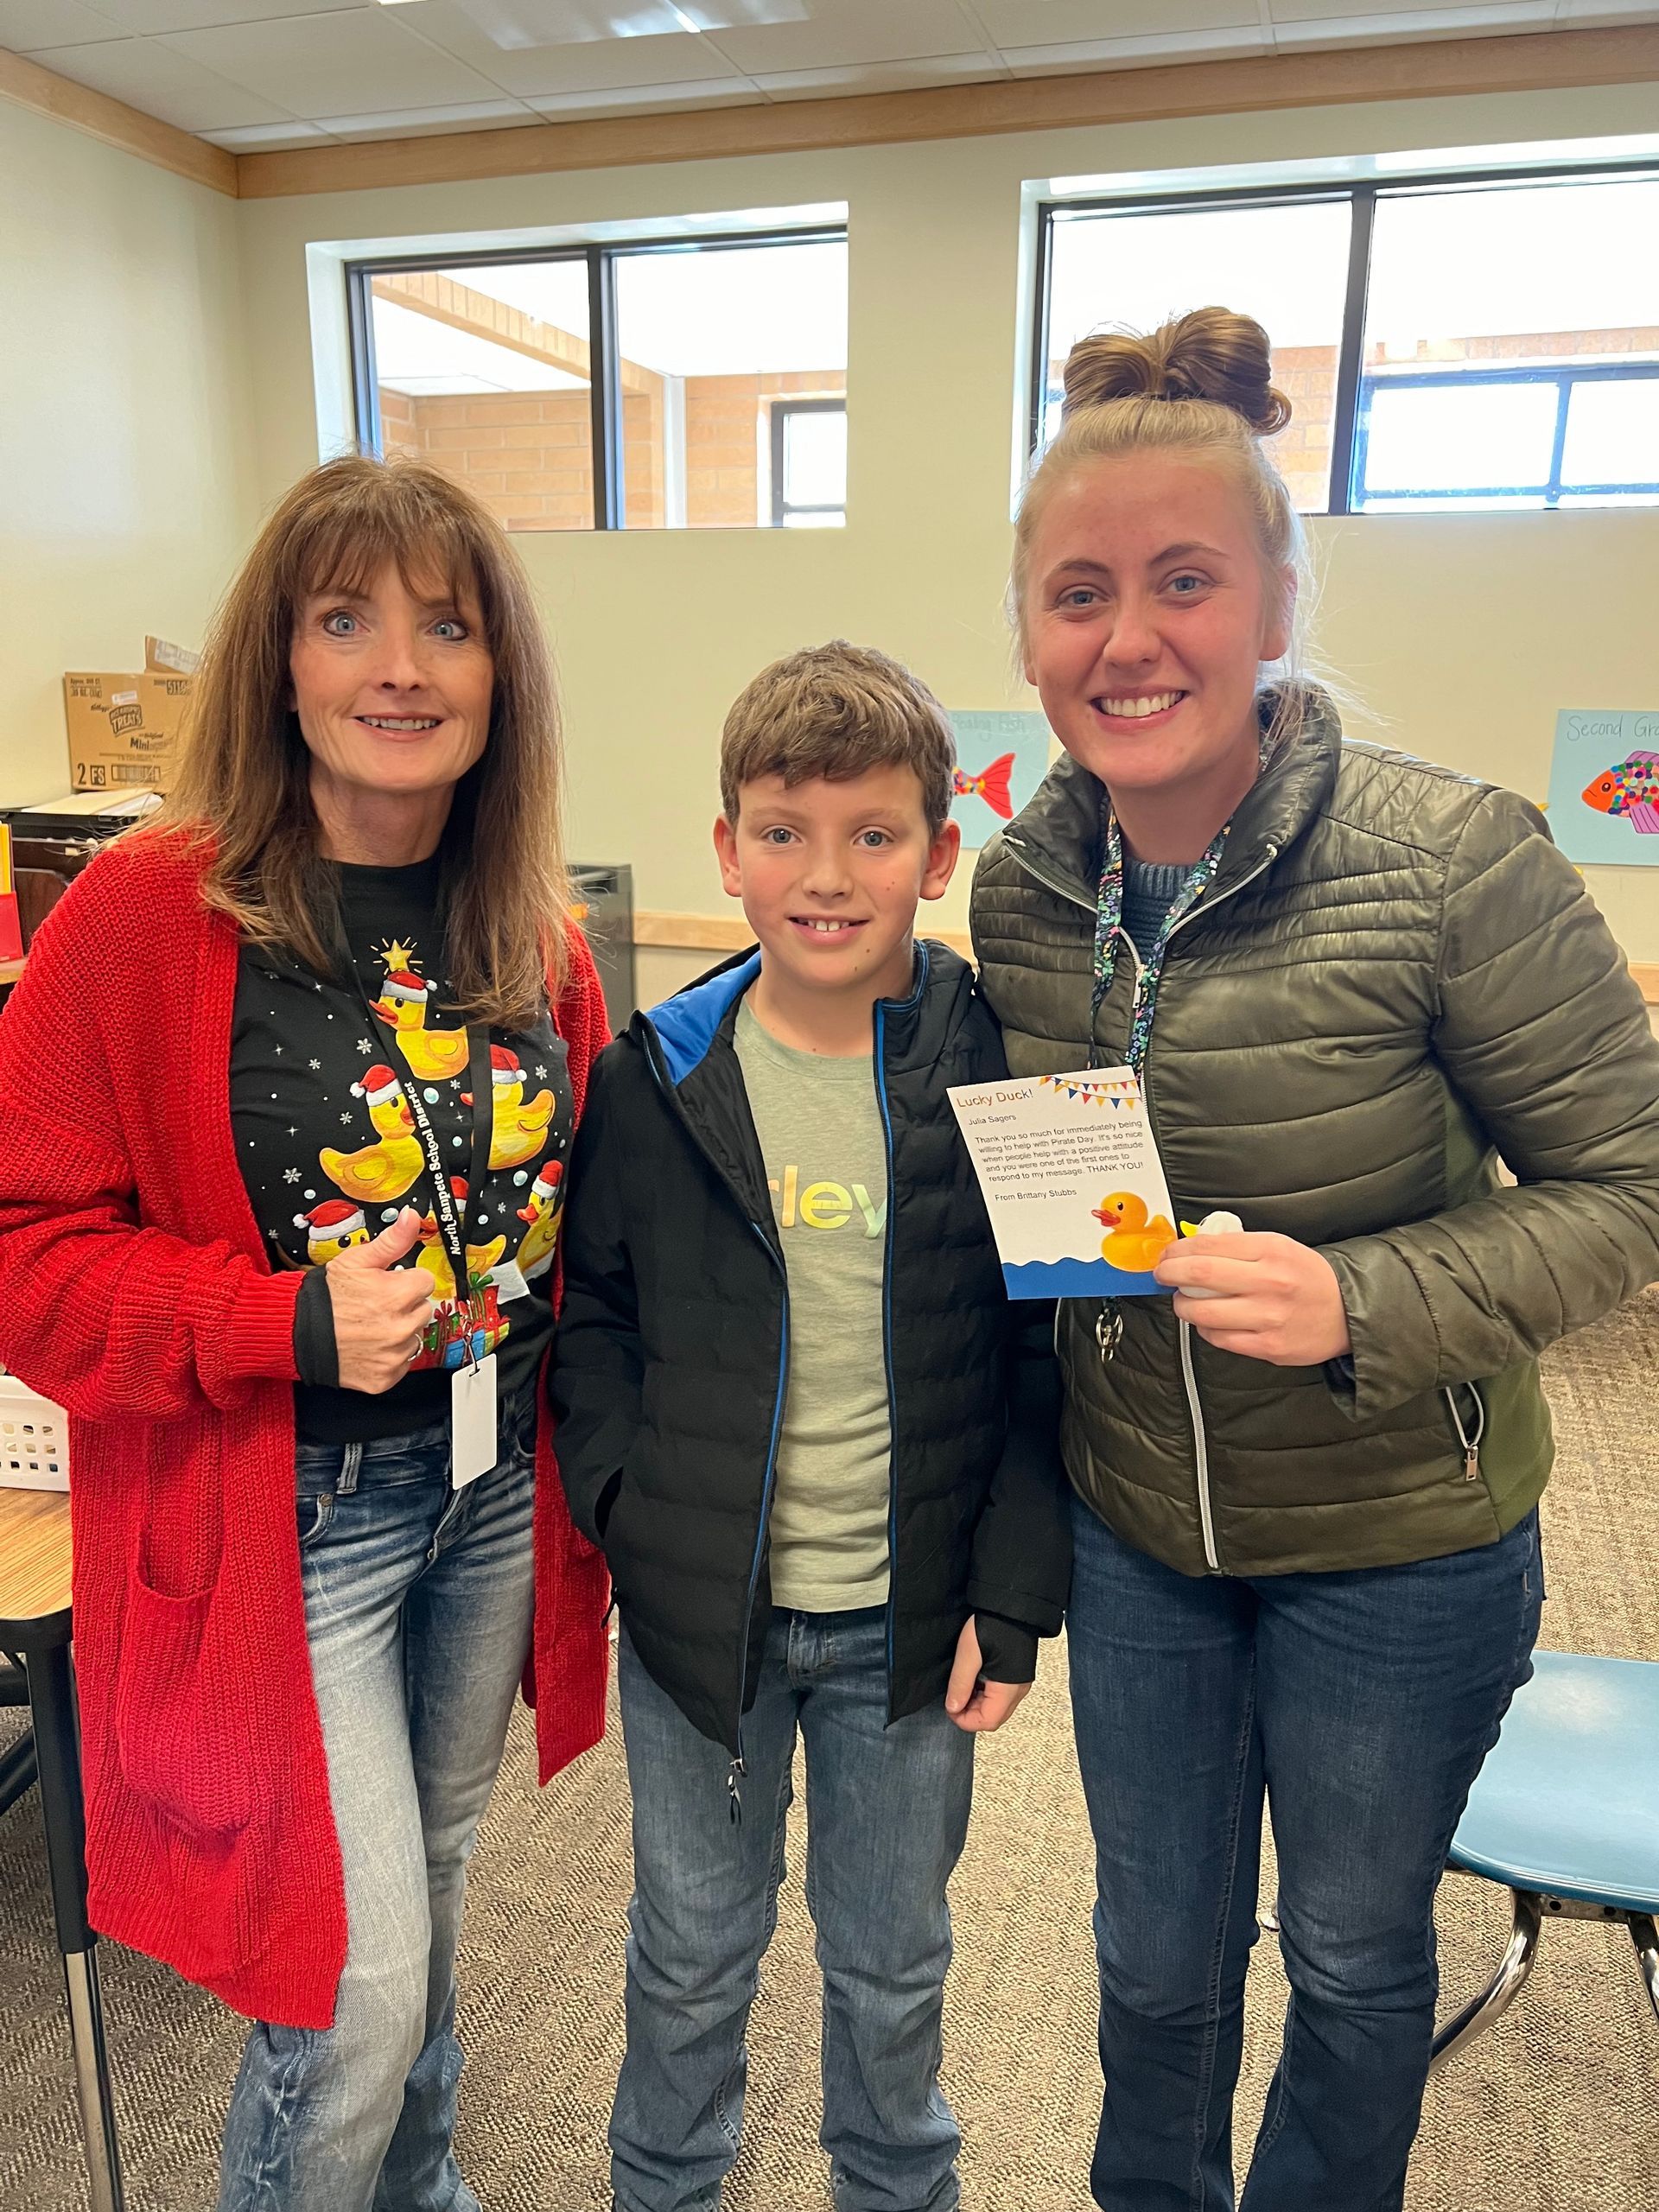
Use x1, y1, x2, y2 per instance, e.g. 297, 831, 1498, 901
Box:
1630, 1914, 1659, 2026
1429, 1888, 1543, 2075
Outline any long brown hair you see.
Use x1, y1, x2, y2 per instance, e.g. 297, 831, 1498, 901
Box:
154, 454, 570, 1027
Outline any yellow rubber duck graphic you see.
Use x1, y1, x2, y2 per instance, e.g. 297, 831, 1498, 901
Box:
320, 1065, 425, 1206
412, 1178, 508, 1301
461, 1046, 555, 1172
293, 1198, 370, 1265
371, 964, 470, 1085
514, 1160, 565, 1282
1091, 1190, 1179, 1274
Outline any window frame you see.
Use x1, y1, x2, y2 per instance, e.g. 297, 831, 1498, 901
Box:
769, 397, 848, 527
1028, 158, 1659, 518
346, 222, 848, 532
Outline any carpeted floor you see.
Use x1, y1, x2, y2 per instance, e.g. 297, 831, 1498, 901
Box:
3, 1294, 1656, 2210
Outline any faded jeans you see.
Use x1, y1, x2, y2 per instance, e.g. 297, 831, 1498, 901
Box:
218, 1390, 537, 2212
1067, 1490, 1543, 2212
611, 1606, 976, 2212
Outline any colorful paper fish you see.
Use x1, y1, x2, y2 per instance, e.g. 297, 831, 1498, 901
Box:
952, 751, 1015, 820
1581, 750, 1659, 833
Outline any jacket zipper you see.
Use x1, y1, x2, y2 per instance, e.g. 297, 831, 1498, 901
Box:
1003, 833, 1279, 1576
1151, 849, 1278, 1572
640, 1033, 790, 1818
872, 944, 928, 1716
730, 1222, 791, 1819
1446, 1381, 1485, 1481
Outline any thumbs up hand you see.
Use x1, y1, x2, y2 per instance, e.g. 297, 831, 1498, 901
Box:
325, 1207, 437, 1394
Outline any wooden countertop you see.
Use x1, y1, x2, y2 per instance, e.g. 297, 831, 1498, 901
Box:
0, 1488, 71, 1626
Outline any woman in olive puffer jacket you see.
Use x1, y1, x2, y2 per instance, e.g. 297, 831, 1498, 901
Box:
971, 308, 1659, 2212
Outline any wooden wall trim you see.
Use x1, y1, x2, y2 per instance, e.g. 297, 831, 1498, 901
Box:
237, 25, 1659, 201
0, 45, 237, 195
639, 915, 1659, 1000
5, 25, 1656, 205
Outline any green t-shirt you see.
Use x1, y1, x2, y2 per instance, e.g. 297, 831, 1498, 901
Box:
734, 999, 892, 1612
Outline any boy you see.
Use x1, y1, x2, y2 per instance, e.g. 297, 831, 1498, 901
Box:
552, 642, 1071, 2212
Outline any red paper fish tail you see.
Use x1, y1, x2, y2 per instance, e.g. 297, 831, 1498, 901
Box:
977, 752, 1015, 819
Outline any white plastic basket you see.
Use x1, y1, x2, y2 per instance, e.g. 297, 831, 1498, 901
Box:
0, 1372, 70, 1491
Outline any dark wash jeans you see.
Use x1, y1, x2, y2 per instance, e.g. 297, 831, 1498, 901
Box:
1067, 1489, 1542, 2212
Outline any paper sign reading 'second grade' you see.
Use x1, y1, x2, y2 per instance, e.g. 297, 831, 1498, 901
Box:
948, 1068, 1179, 1300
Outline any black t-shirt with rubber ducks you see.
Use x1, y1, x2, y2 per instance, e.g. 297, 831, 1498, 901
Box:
229, 855, 571, 1444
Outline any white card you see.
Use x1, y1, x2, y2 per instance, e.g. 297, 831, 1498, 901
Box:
948, 1067, 1181, 1300
450, 1351, 499, 1487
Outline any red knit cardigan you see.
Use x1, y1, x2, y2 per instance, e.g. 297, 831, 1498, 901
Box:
0, 832, 611, 2028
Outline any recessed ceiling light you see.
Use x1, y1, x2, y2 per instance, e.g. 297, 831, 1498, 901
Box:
668, 5, 702, 30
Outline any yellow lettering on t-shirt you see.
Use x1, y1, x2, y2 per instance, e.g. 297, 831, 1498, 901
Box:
851, 1184, 887, 1238
780, 1162, 798, 1228
798, 1180, 853, 1230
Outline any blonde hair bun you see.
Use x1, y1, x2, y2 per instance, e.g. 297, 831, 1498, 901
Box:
1062, 307, 1292, 437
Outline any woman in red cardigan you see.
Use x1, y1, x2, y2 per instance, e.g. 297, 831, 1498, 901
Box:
0, 455, 611, 2210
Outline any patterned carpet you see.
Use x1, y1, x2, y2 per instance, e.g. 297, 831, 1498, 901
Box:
3, 1294, 1656, 2210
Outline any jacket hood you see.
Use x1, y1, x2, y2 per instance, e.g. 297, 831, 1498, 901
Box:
637, 938, 982, 1086
992, 682, 1344, 910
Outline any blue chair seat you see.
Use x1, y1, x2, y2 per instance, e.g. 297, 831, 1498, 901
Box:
1449, 1649, 1659, 1914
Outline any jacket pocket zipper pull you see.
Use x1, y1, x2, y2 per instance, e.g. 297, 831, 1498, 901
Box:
1464, 1444, 1480, 1482
727, 1756, 745, 1827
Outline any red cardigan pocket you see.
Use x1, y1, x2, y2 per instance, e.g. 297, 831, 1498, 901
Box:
113, 1574, 256, 1837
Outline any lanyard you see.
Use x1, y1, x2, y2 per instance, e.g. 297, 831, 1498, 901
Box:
1090, 803, 1229, 1075
353, 972, 495, 1367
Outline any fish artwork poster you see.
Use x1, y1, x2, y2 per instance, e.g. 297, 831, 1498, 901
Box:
946, 710, 1052, 848
948, 1067, 1181, 1299
1546, 709, 1659, 868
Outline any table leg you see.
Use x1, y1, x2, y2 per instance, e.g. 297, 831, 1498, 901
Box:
24, 1640, 126, 2212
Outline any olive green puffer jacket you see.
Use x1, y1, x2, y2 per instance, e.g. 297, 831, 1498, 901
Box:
970, 689, 1659, 1579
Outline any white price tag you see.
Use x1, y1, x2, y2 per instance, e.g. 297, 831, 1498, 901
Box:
450, 1352, 498, 1487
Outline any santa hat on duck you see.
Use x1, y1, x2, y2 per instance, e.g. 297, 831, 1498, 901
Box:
351, 1064, 404, 1108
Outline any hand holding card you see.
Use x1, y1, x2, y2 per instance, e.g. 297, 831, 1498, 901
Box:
1155, 1227, 1351, 1365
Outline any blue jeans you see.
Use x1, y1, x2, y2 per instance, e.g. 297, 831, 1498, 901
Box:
611, 1606, 976, 2212
1068, 1491, 1543, 2212
218, 1392, 538, 2212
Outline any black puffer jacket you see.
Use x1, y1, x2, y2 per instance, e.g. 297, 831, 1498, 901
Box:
550, 942, 1071, 1755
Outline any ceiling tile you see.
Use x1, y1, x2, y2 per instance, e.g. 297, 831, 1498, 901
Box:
1002, 25, 1268, 70
1267, 0, 1548, 22
392, 4, 742, 94
201, 117, 333, 143
24, 32, 290, 124
752, 52, 1009, 96
521, 73, 762, 112
975, 0, 1258, 41
160, 8, 504, 115
705, 0, 986, 71
3, 0, 128, 50
315, 94, 543, 134
1554, 1, 1659, 18
79, 0, 363, 35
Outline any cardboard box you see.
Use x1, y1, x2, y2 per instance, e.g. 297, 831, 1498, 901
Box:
62, 637, 199, 797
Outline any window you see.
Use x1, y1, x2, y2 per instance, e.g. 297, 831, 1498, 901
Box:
1032, 164, 1659, 515
771, 401, 848, 527
349, 226, 847, 534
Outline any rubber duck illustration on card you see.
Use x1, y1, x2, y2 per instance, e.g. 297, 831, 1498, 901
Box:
1091, 1191, 1179, 1275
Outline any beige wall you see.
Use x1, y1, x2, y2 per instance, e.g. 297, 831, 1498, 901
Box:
0, 99, 255, 805
2, 77, 1656, 969
234, 80, 1659, 963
